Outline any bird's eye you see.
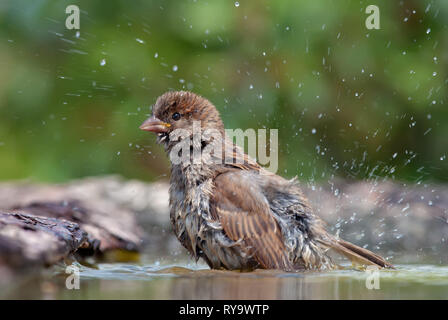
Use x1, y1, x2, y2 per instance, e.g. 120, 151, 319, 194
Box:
172, 112, 181, 121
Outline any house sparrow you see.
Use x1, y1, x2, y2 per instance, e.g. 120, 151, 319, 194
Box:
140, 91, 393, 271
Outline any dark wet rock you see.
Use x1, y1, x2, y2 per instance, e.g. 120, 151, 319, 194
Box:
13, 201, 144, 255
0, 177, 151, 287
0, 176, 176, 256
0, 211, 87, 276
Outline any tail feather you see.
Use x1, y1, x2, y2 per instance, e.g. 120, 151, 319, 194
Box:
329, 238, 394, 269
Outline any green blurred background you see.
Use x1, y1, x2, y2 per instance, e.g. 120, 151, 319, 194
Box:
0, 0, 446, 183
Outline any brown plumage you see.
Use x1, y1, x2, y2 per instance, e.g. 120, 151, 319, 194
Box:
140, 91, 394, 271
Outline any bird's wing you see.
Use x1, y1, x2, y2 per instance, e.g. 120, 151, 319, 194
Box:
211, 171, 293, 270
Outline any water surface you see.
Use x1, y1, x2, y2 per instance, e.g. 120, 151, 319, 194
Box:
3, 257, 448, 299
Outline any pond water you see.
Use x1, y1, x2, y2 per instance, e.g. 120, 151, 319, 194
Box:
3, 255, 448, 299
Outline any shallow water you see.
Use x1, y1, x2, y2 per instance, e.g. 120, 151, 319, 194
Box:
3, 257, 448, 299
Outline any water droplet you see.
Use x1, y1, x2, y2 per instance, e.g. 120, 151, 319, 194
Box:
136, 38, 145, 44
392, 152, 398, 159
311, 128, 316, 134
426, 28, 431, 34
100, 58, 106, 66
172, 65, 178, 72
234, 1, 240, 7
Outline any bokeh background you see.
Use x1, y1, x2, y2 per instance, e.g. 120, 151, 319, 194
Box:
0, 0, 447, 183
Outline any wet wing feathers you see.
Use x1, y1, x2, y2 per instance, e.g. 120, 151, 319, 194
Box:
211, 171, 292, 270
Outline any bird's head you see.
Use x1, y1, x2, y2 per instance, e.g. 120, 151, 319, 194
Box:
140, 91, 224, 146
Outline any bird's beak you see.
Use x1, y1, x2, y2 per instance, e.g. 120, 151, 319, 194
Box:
139, 116, 171, 133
